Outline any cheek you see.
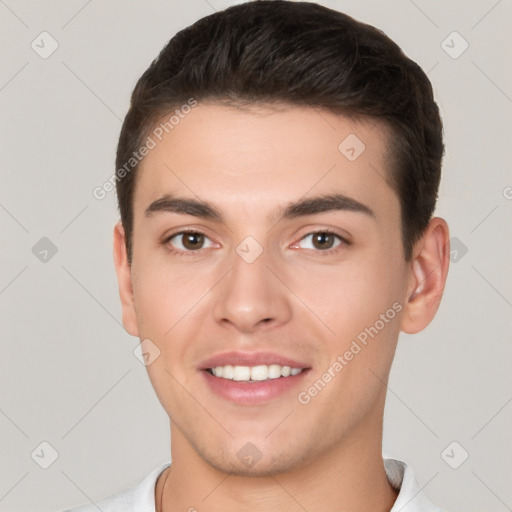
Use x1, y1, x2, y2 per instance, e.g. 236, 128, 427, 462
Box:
290, 252, 404, 338
294, 254, 404, 416
131, 269, 169, 337
130, 264, 202, 407
130, 256, 208, 338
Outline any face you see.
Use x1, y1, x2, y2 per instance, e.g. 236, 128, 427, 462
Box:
117, 103, 414, 476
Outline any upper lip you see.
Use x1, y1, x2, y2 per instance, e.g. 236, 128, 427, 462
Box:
199, 351, 311, 370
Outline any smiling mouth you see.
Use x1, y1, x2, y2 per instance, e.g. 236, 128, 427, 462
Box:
205, 364, 307, 382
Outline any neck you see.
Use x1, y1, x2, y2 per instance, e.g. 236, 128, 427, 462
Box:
159, 407, 398, 512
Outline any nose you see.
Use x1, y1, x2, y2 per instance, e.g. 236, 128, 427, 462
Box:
212, 246, 292, 334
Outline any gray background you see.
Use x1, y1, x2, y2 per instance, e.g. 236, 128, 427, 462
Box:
1, 1, 511, 511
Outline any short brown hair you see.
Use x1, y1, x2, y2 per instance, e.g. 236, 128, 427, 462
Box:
115, 0, 444, 262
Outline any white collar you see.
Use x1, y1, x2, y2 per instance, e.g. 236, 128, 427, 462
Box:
91, 458, 442, 512
385, 459, 442, 511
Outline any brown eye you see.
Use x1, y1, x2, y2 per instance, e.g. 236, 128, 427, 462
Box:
296, 231, 343, 251
182, 232, 204, 250
312, 232, 336, 250
168, 231, 215, 252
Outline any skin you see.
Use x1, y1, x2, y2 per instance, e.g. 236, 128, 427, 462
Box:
113, 103, 450, 512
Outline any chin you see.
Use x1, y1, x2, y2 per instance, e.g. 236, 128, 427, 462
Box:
196, 440, 315, 478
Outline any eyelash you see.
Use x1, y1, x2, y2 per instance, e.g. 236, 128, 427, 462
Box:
163, 228, 350, 257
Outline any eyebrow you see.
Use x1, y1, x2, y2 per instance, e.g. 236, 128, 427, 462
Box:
144, 193, 375, 223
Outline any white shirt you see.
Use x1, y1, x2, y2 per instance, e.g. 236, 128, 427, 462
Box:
63, 458, 442, 511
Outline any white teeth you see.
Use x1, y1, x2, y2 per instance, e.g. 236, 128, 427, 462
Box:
222, 365, 234, 379
233, 366, 251, 381
268, 364, 281, 379
250, 365, 269, 381
210, 364, 304, 381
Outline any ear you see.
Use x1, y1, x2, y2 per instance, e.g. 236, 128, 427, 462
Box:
401, 217, 450, 334
113, 222, 139, 337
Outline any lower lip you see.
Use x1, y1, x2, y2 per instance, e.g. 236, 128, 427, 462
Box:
201, 369, 311, 405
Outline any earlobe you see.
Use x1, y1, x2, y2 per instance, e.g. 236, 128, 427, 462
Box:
113, 222, 139, 337
401, 217, 450, 334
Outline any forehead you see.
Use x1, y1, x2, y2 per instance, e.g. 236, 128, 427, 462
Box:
134, 103, 398, 222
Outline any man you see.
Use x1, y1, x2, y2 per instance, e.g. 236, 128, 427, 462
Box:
66, 1, 450, 510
